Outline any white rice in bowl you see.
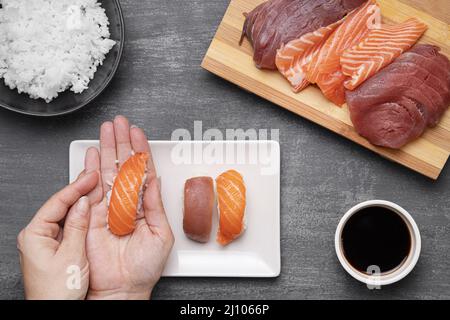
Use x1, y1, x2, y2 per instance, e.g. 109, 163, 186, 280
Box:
0, 0, 116, 102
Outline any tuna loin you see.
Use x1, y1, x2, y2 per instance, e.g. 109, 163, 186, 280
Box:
346, 44, 450, 149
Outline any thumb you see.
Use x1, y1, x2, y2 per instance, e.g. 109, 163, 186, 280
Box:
61, 196, 90, 252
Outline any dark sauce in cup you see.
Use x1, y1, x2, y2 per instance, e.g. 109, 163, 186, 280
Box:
341, 206, 411, 274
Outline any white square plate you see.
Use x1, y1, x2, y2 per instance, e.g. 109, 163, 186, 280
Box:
70, 140, 280, 277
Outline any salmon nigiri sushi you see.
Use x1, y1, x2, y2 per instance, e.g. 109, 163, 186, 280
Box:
216, 170, 246, 246
108, 152, 149, 236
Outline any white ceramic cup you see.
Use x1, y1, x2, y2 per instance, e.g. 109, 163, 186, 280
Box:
335, 200, 421, 286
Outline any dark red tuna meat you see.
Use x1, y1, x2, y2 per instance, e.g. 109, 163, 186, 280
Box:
240, 0, 366, 70
346, 44, 450, 149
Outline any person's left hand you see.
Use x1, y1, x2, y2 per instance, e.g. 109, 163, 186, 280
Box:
17, 171, 99, 300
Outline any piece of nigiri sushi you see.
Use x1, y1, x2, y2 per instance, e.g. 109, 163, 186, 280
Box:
183, 176, 214, 243
108, 152, 149, 236
341, 18, 428, 90
216, 170, 246, 246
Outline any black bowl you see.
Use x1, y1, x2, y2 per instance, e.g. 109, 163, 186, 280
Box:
0, 0, 125, 117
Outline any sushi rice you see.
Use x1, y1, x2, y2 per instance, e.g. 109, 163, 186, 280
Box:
0, 0, 115, 102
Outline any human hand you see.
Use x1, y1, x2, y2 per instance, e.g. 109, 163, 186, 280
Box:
85, 116, 174, 300
17, 171, 99, 300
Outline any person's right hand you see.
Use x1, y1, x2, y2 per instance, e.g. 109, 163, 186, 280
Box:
17, 171, 99, 300
84, 116, 174, 300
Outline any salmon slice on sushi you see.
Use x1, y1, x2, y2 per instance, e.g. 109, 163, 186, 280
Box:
108, 152, 149, 236
216, 170, 247, 246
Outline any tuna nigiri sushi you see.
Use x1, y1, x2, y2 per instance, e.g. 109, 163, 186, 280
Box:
216, 170, 246, 246
183, 176, 214, 243
108, 152, 149, 236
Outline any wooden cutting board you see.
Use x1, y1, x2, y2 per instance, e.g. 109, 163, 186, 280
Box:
201, 0, 450, 180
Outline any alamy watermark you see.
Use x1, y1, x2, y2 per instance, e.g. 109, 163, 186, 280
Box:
367, 4, 382, 30
66, 265, 81, 290
170, 121, 280, 176
366, 265, 381, 290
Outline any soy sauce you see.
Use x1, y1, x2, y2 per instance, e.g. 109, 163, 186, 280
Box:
341, 206, 411, 274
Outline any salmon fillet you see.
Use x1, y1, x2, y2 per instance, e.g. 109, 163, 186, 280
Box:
306, 0, 378, 105
216, 170, 246, 246
108, 152, 149, 236
341, 18, 428, 90
275, 20, 343, 92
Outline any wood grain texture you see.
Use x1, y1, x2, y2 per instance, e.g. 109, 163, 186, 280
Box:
202, 0, 450, 180
400, 0, 450, 23
0, 0, 450, 300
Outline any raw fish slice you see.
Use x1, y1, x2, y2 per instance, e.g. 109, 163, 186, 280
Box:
306, 0, 378, 105
108, 152, 149, 236
346, 44, 450, 149
310, 0, 378, 79
341, 18, 427, 90
275, 20, 343, 92
240, 0, 366, 69
183, 177, 214, 243
216, 170, 246, 246
315, 71, 349, 106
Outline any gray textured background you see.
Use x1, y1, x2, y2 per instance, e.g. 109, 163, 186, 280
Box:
0, 0, 449, 300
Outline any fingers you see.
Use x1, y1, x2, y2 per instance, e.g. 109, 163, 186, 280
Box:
130, 126, 157, 181
130, 126, 150, 154
84, 147, 103, 204
77, 169, 86, 180
84, 147, 107, 229
114, 116, 133, 166
85, 147, 100, 173
100, 121, 117, 196
60, 196, 90, 253
32, 171, 99, 225
143, 176, 173, 239
88, 201, 108, 229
